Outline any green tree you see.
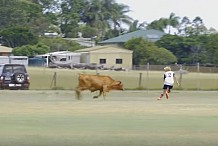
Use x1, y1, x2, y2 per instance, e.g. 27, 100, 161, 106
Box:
156, 34, 194, 63
128, 20, 147, 32
201, 34, 218, 64
189, 16, 207, 35
58, 0, 85, 37
0, 26, 38, 48
31, 0, 59, 13
12, 44, 50, 57
166, 12, 180, 34
81, 0, 132, 39
147, 47, 177, 64
147, 12, 180, 34
155, 34, 210, 64
107, 2, 132, 32
0, 0, 50, 35
177, 16, 191, 36
38, 37, 83, 52
146, 18, 168, 32
124, 37, 177, 65
80, 25, 98, 38
81, 0, 109, 38
124, 38, 147, 65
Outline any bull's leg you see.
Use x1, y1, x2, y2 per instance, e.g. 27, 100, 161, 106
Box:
75, 87, 82, 100
93, 86, 107, 100
102, 85, 107, 100
93, 90, 102, 99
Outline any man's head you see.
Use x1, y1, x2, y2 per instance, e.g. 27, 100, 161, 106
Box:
164, 66, 171, 71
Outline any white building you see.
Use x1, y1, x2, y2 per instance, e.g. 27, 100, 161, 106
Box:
37, 51, 81, 67
0, 56, 28, 66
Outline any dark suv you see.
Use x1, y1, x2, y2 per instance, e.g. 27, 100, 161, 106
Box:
0, 64, 30, 90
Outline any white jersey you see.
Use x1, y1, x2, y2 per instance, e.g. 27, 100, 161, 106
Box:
163, 71, 175, 86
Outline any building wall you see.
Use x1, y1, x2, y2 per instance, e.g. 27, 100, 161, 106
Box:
77, 46, 133, 69
89, 52, 132, 69
11, 56, 28, 66
0, 56, 9, 63
80, 53, 90, 64
0, 56, 28, 66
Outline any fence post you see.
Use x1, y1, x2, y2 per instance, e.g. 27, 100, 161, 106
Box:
146, 63, 149, 90
54, 72, 57, 88
197, 62, 200, 73
96, 68, 99, 75
138, 73, 142, 89
50, 72, 57, 88
178, 65, 183, 87
197, 63, 200, 90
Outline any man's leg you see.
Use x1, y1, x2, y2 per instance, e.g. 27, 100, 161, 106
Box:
157, 89, 166, 100
166, 87, 172, 99
166, 89, 169, 99
157, 93, 163, 100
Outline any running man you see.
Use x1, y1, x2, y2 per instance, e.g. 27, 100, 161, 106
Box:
157, 66, 179, 100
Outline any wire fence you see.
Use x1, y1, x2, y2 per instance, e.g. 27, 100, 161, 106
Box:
132, 63, 218, 73
28, 63, 218, 90
132, 63, 218, 90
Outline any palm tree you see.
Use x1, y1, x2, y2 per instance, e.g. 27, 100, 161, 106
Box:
82, 0, 133, 37
129, 20, 147, 32
147, 18, 168, 32
105, 2, 133, 34
81, 0, 110, 38
166, 12, 180, 34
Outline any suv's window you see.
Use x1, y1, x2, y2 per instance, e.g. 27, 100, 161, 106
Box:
3, 66, 13, 73
13, 66, 26, 73
2, 65, 26, 74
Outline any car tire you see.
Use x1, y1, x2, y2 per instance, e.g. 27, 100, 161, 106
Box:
14, 73, 26, 84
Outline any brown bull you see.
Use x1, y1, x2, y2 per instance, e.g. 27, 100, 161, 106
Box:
75, 74, 124, 100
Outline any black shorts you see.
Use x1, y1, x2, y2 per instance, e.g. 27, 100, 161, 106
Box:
163, 84, 173, 90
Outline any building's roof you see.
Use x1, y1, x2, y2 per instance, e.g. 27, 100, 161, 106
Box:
64, 38, 95, 47
99, 29, 166, 44
37, 51, 81, 57
75, 45, 133, 53
0, 45, 13, 52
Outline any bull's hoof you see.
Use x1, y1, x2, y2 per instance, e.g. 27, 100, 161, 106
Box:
93, 96, 98, 99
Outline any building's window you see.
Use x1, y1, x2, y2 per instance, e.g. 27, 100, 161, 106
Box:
116, 59, 122, 64
99, 59, 106, 64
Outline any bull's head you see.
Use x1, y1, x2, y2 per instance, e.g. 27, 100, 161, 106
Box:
111, 81, 124, 90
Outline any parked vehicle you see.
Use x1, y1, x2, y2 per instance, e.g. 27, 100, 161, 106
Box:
0, 64, 30, 90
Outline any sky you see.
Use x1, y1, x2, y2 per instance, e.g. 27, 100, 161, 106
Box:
116, 0, 218, 30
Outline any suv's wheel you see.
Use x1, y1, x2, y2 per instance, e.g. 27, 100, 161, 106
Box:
14, 73, 25, 84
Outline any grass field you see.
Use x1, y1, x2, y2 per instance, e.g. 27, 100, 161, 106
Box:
27, 67, 218, 90
0, 90, 218, 146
